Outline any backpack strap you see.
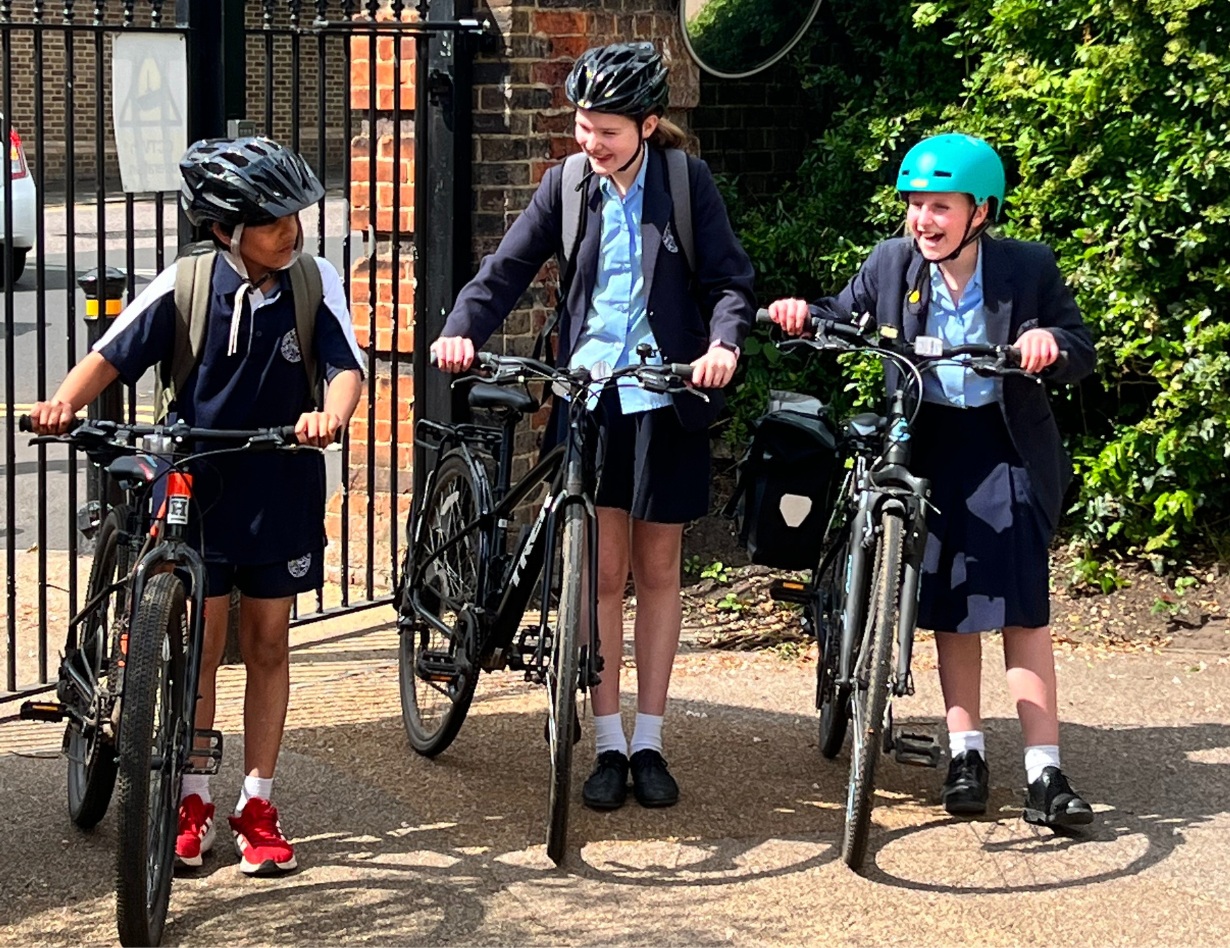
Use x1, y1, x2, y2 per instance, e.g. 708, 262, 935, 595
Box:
537, 152, 592, 366
286, 255, 323, 408
157, 250, 216, 422
664, 148, 694, 273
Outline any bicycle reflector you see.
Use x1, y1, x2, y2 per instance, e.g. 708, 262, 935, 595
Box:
166, 472, 193, 526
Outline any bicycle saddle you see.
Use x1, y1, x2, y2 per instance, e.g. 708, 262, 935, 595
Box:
846, 413, 885, 438
107, 455, 161, 492
469, 382, 537, 415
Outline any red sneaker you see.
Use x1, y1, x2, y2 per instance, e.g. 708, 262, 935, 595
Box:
228, 798, 298, 875
175, 793, 216, 868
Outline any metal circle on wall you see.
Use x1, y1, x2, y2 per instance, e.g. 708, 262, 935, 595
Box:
680, 0, 824, 80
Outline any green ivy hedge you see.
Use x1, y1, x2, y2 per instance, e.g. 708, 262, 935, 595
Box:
725, 0, 1230, 569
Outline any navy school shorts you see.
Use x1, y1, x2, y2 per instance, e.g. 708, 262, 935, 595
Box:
204, 548, 325, 600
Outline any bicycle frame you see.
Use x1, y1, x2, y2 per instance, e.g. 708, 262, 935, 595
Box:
408, 390, 601, 680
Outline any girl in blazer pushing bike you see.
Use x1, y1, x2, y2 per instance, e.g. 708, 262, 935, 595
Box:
433, 42, 756, 809
770, 133, 1097, 829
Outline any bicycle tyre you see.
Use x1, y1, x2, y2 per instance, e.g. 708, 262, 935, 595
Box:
841, 510, 903, 871
399, 451, 481, 757
115, 572, 186, 948
66, 504, 131, 829
815, 535, 850, 760
545, 502, 584, 866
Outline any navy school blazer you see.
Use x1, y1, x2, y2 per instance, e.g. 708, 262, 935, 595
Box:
812, 235, 1095, 530
440, 146, 756, 432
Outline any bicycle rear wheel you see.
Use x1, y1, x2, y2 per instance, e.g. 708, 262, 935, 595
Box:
399, 451, 482, 757
545, 502, 584, 866
66, 504, 130, 829
115, 572, 186, 948
814, 534, 851, 760
841, 510, 903, 871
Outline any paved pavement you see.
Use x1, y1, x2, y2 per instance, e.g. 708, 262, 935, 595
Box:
2, 610, 1229, 946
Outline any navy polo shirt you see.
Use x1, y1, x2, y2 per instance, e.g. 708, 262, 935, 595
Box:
95, 254, 365, 565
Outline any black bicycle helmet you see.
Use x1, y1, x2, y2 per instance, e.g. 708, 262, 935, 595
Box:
179, 136, 324, 229
565, 42, 669, 118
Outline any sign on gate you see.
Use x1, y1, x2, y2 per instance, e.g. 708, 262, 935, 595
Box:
111, 33, 189, 193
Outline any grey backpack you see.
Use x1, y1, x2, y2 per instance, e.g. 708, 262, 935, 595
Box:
155, 250, 324, 422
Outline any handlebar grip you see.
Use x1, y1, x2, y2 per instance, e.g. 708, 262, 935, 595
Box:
275, 425, 301, 445
668, 363, 694, 381
756, 308, 774, 325
19, 415, 32, 433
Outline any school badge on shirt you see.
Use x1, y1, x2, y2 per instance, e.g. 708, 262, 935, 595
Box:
280, 330, 303, 364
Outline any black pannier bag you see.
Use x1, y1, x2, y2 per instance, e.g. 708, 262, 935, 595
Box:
725, 392, 841, 570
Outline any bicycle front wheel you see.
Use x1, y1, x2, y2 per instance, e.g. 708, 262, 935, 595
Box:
66, 504, 130, 829
841, 510, 903, 872
115, 572, 186, 948
545, 502, 584, 866
399, 451, 483, 757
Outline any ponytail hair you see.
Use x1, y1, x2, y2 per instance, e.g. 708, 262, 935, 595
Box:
648, 116, 688, 151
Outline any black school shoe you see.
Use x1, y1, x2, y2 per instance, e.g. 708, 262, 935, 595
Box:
1023, 766, 1094, 829
941, 750, 990, 816
629, 749, 680, 808
582, 751, 630, 810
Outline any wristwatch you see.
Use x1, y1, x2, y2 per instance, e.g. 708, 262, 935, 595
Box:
710, 340, 741, 359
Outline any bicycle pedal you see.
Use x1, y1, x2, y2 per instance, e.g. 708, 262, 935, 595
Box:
768, 578, 812, 604
416, 650, 461, 683
893, 731, 941, 768
184, 728, 224, 776
19, 700, 67, 723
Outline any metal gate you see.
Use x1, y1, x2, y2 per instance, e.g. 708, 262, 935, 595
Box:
0, 0, 485, 700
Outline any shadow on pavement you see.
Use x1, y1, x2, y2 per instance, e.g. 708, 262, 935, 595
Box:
3, 696, 1229, 942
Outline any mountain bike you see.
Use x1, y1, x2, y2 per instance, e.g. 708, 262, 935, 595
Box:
758, 310, 1065, 871
19, 417, 304, 946
396, 348, 696, 865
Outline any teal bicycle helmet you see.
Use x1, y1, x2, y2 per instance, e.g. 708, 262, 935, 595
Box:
896, 133, 1005, 220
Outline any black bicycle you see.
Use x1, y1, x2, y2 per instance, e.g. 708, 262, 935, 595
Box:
396, 348, 696, 865
19, 417, 304, 947
758, 310, 1063, 871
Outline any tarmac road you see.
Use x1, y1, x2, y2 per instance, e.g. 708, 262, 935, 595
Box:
1, 616, 1228, 946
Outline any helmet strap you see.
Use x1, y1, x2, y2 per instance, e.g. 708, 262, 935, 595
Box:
937, 206, 989, 263
615, 134, 644, 174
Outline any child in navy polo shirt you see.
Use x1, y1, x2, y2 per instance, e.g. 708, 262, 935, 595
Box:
29, 137, 365, 875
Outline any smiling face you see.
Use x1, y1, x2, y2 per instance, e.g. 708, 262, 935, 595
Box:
905, 191, 988, 261
214, 213, 301, 279
573, 108, 658, 178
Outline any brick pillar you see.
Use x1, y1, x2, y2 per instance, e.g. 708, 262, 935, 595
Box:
330, 5, 417, 591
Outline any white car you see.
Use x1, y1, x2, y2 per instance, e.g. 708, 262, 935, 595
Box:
1, 116, 36, 283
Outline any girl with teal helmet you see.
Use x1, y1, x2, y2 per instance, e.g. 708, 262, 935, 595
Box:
768, 132, 1097, 832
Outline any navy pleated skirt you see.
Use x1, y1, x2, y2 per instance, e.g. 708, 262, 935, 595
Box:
542, 388, 710, 525
911, 402, 1052, 633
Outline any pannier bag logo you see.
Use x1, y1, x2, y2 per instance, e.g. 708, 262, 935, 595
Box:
778, 494, 813, 529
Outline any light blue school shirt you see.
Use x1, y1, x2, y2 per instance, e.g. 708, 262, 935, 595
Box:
569, 151, 672, 414
922, 250, 997, 407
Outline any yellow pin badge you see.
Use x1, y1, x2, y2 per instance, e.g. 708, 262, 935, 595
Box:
908, 289, 921, 304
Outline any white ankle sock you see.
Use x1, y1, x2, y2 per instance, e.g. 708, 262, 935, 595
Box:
1024, 744, 1060, 783
629, 712, 664, 756
948, 730, 985, 758
235, 775, 273, 815
593, 713, 627, 757
181, 775, 211, 805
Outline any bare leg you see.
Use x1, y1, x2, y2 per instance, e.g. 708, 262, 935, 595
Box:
1002, 624, 1060, 747
628, 519, 684, 716
589, 507, 631, 718
237, 595, 293, 778
193, 594, 231, 738
935, 631, 983, 734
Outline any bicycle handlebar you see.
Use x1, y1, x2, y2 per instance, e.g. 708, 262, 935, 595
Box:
754, 308, 1067, 375
20, 416, 302, 449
